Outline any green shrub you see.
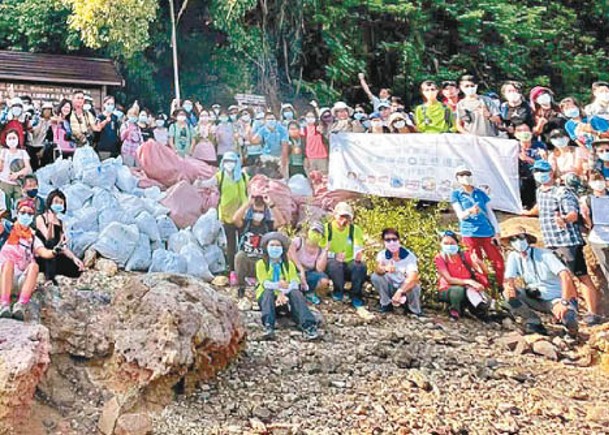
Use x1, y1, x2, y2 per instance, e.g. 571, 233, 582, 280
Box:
353, 197, 454, 303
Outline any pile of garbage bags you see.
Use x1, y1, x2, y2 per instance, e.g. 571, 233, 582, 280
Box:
34, 146, 225, 281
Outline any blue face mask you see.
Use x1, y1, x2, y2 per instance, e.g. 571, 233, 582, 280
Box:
266, 120, 277, 129
51, 203, 64, 214
267, 245, 283, 259
511, 239, 529, 253
105, 104, 115, 113
183, 104, 193, 112
128, 116, 138, 123
534, 171, 552, 184
353, 112, 365, 121
441, 244, 459, 255
18, 213, 34, 227
283, 111, 294, 120
113, 110, 124, 120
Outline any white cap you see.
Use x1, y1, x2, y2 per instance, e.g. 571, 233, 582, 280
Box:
9, 97, 23, 107
454, 165, 473, 177
41, 101, 54, 110
334, 202, 354, 219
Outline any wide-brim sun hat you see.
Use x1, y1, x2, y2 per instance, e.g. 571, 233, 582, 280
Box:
331, 101, 354, 117
500, 226, 538, 246
261, 232, 291, 252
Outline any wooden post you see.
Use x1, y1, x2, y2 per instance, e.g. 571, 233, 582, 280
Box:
169, 0, 181, 102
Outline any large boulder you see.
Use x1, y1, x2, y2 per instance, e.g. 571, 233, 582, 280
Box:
35, 273, 245, 434
0, 320, 51, 434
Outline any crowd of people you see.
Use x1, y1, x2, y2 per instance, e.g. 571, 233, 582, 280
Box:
0, 72, 607, 340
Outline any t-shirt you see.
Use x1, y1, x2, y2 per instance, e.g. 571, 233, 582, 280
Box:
215, 171, 248, 224
456, 96, 499, 137
319, 221, 364, 263
434, 251, 475, 291
0, 149, 30, 185
239, 214, 273, 259
450, 187, 495, 237
256, 125, 288, 157
291, 237, 321, 271
414, 101, 451, 133
505, 247, 566, 301
376, 248, 418, 287
168, 122, 194, 156
0, 231, 43, 273
289, 138, 305, 166
96, 114, 121, 153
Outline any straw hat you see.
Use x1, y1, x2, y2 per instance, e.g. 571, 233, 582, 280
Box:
499, 226, 538, 246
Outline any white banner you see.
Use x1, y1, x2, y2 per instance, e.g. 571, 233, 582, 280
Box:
328, 133, 523, 214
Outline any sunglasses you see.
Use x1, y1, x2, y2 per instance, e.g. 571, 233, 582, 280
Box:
19, 211, 34, 216
456, 172, 472, 177
532, 168, 550, 173
509, 235, 527, 242
462, 84, 476, 88
384, 237, 399, 242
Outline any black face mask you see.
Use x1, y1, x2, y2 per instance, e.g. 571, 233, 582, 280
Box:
26, 189, 38, 198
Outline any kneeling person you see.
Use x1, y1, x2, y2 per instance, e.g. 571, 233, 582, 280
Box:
502, 227, 578, 337
371, 228, 422, 315
0, 199, 60, 320
256, 232, 319, 340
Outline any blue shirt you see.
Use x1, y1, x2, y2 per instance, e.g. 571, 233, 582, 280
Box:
256, 125, 288, 157
505, 247, 567, 301
451, 187, 494, 237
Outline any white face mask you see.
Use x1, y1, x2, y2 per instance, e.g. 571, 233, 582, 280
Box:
241, 115, 251, 123
394, 121, 406, 129
457, 175, 473, 186
6, 136, 19, 149
223, 162, 236, 172
306, 116, 316, 125
11, 107, 22, 117
551, 137, 569, 148
537, 93, 552, 106
590, 181, 606, 192
462, 85, 477, 96
511, 238, 529, 253
506, 92, 521, 104
84, 103, 92, 111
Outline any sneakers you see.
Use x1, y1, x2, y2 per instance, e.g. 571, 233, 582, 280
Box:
303, 326, 319, 341
306, 292, 321, 305
262, 324, 276, 340
0, 304, 10, 319
524, 322, 549, 336
449, 309, 460, 321
11, 302, 26, 321
583, 313, 604, 327
331, 291, 344, 302
377, 304, 393, 314
351, 297, 365, 309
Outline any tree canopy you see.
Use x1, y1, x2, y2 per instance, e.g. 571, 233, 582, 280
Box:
1, 0, 608, 111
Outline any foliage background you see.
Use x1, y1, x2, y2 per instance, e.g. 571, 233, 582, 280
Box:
1, 0, 609, 112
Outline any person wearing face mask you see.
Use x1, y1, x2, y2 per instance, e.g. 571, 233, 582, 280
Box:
182, 100, 198, 126
456, 75, 500, 137
35, 189, 84, 286
440, 80, 461, 114
29, 101, 54, 170
585, 81, 609, 120
83, 95, 95, 116
371, 228, 422, 315
366, 112, 389, 134
515, 124, 546, 209
450, 166, 504, 287
414, 80, 452, 133
280, 103, 297, 126
288, 222, 329, 305
434, 230, 490, 321
319, 202, 367, 309
191, 110, 217, 163
499, 81, 534, 136
256, 232, 320, 341
234, 108, 257, 166
502, 227, 579, 336
301, 110, 328, 175
590, 139, 609, 180
0, 199, 60, 320
0, 98, 31, 155
388, 112, 416, 134
0, 129, 32, 212
529, 86, 563, 141
197, 152, 249, 275
286, 121, 307, 177
120, 104, 144, 167
214, 110, 236, 163
581, 171, 609, 295
137, 110, 153, 142
21, 175, 44, 215
546, 128, 585, 184
330, 102, 364, 133
523, 159, 603, 325
233, 192, 285, 300
227, 105, 240, 124
250, 112, 289, 174
152, 113, 169, 147
169, 108, 195, 158
95, 96, 122, 160
70, 90, 101, 147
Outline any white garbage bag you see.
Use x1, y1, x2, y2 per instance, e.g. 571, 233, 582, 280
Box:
48, 158, 74, 187
202, 244, 226, 275
288, 174, 313, 197
116, 165, 138, 193
134, 211, 161, 243
63, 183, 93, 211
125, 233, 153, 271
73, 146, 100, 179
156, 215, 178, 242
98, 207, 134, 232
168, 228, 196, 253
192, 208, 223, 247
93, 223, 139, 267
68, 231, 98, 258
180, 243, 214, 281
90, 188, 119, 212
64, 207, 99, 233
148, 249, 187, 274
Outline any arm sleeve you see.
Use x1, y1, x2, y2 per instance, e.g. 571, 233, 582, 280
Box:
485, 203, 500, 233
452, 201, 469, 220
559, 189, 579, 214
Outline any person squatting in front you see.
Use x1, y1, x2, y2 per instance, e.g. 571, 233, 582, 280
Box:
0, 198, 62, 320
255, 232, 320, 341
371, 228, 423, 315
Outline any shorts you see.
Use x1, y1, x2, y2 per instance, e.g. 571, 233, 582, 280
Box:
550, 245, 588, 277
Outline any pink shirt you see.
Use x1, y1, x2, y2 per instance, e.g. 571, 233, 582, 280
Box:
291, 237, 320, 270
304, 125, 328, 160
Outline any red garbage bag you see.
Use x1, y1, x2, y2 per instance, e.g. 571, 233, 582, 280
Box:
160, 181, 204, 229
137, 140, 216, 188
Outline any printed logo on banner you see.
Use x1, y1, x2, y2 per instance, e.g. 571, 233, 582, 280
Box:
328, 133, 522, 214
